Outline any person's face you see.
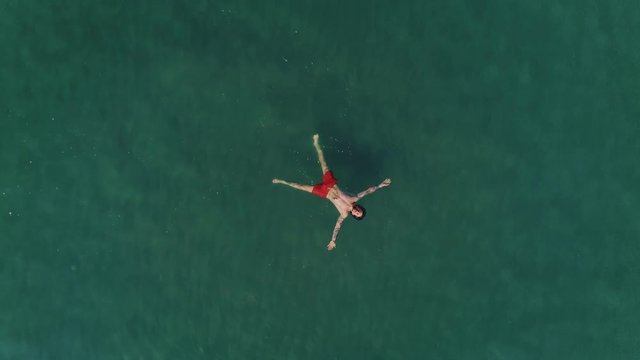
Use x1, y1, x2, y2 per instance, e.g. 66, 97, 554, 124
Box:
351, 207, 363, 218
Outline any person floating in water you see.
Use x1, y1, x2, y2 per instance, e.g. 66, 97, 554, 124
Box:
272, 134, 391, 251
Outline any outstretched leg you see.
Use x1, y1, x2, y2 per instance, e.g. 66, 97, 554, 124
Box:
312, 134, 329, 174
272, 178, 313, 193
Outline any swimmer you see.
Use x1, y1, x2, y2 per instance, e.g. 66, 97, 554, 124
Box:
273, 134, 391, 251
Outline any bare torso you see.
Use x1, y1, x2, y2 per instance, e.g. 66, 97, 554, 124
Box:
326, 185, 357, 216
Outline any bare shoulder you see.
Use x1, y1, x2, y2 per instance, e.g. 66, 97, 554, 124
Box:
333, 186, 354, 200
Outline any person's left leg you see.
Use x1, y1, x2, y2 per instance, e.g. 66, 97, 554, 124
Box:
272, 179, 313, 193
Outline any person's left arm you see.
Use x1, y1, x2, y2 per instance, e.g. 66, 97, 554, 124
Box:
356, 178, 392, 201
327, 214, 348, 251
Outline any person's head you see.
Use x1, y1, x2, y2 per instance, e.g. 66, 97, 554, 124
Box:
350, 204, 366, 220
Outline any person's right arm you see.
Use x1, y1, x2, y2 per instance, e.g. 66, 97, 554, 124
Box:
356, 178, 391, 200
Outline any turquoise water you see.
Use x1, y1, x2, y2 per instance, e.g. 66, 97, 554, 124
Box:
1, 0, 639, 359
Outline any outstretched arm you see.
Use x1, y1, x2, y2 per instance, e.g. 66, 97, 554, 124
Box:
327, 214, 347, 251
356, 178, 392, 201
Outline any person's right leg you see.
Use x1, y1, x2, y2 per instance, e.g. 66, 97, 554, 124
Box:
312, 134, 329, 174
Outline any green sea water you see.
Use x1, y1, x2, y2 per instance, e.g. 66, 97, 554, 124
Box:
1, 0, 639, 359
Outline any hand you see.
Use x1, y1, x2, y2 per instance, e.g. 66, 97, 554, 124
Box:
327, 241, 336, 251
313, 134, 319, 144
381, 178, 391, 187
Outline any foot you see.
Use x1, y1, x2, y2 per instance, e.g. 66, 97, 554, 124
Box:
272, 179, 284, 184
313, 134, 319, 144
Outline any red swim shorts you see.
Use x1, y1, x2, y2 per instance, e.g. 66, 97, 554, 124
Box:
311, 170, 337, 198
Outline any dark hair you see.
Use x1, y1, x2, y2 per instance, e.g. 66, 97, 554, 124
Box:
351, 204, 366, 220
